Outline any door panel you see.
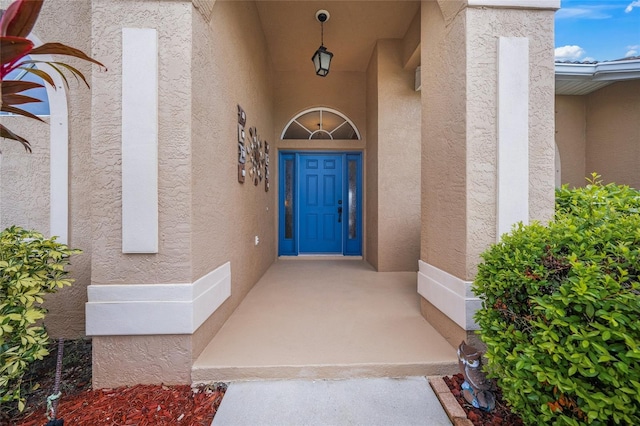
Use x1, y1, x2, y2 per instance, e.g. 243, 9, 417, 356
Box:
299, 154, 343, 253
278, 152, 362, 256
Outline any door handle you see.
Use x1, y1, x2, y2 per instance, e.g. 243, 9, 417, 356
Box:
337, 206, 342, 222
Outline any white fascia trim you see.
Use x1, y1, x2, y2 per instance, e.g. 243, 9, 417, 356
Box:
417, 261, 480, 331
555, 60, 640, 81
468, 0, 560, 10
86, 262, 231, 336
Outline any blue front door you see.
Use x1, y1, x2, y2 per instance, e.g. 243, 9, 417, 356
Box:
299, 154, 343, 253
278, 152, 362, 256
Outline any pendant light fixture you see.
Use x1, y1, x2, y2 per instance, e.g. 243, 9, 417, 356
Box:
311, 10, 333, 77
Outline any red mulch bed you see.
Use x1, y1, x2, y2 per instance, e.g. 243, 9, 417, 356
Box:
444, 373, 524, 426
14, 384, 226, 426
1, 339, 226, 426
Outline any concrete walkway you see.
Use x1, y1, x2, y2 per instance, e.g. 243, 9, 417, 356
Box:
194, 260, 458, 382
212, 377, 452, 426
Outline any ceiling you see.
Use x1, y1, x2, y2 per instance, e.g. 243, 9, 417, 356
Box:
255, 1, 420, 73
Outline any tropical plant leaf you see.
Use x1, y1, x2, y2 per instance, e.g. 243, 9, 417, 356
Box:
0, 0, 44, 38
16, 65, 55, 87
0, 0, 20, 36
0, 36, 33, 74
0, 124, 32, 152
1, 80, 43, 94
21, 59, 88, 87
1, 105, 46, 123
3, 92, 41, 105
29, 42, 106, 70
48, 61, 89, 87
43, 62, 70, 87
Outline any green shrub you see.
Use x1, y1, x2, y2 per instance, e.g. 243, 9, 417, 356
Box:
0, 226, 80, 411
473, 175, 640, 425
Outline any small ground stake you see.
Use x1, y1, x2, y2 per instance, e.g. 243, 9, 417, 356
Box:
45, 338, 65, 426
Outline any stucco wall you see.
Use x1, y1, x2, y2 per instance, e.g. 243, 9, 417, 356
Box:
0, 119, 51, 231
190, 0, 276, 360
376, 40, 421, 272
273, 71, 367, 147
555, 81, 640, 189
366, 49, 379, 269
586, 81, 640, 189
41, 0, 94, 338
465, 6, 556, 277
0, 0, 93, 338
555, 95, 586, 187
93, 334, 191, 388
421, 0, 468, 278
90, 0, 195, 387
90, 0, 193, 286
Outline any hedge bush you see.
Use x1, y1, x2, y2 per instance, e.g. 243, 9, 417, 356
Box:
473, 175, 640, 425
0, 226, 80, 411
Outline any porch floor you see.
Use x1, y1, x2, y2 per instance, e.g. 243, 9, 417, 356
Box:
192, 259, 459, 383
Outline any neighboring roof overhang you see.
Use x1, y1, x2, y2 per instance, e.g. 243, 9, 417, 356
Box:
555, 59, 640, 95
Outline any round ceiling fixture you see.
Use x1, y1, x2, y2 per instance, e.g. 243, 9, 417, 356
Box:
315, 9, 330, 23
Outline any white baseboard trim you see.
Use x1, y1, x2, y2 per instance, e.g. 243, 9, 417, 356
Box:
86, 262, 231, 336
417, 260, 480, 330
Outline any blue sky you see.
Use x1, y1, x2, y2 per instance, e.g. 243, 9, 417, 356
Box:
555, 0, 640, 61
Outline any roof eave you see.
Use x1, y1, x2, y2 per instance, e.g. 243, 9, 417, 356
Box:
555, 60, 640, 82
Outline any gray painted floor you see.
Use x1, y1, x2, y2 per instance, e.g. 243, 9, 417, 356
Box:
212, 377, 452, 426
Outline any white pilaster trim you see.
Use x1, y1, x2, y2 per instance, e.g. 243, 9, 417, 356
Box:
468, 0, 560, 9
121, 28, 159, 253
29, 35, 69, 245
85, 262, 231, 335
497, 37, 529, 240
417, 261, 480, 330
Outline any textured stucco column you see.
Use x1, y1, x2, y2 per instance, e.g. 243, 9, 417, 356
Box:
88, 0, 196, 388
87, 0, 276, 389
365, 40, 421, 272
418, 0, 558, 348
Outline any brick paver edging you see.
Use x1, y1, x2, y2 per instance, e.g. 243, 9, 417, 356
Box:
428, 376, 473, 426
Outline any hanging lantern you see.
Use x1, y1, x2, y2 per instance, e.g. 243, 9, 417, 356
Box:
311, 10, 333, 77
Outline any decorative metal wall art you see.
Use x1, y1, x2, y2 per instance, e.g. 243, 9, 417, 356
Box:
237, 105, 246, 183
264, 141, 270, 192
236, 104, 269, 192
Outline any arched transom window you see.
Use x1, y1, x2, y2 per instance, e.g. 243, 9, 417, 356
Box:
281, 107, 361, 140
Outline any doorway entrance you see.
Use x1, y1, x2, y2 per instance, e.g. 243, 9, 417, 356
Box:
279, 152, 362, 256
